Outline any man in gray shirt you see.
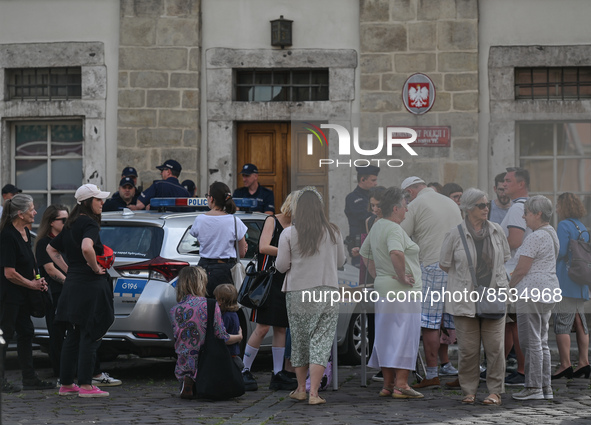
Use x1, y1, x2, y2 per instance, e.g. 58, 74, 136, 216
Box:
488, 172, 512, 224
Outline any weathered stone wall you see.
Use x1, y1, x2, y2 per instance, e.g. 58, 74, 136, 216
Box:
359, 0, 479, 188
118, 0, 200, 188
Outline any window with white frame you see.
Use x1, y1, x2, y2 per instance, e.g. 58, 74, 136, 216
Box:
12, 121, 83, 225
517, 122, 591, 226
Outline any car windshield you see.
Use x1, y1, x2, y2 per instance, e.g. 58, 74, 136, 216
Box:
100, 225, 164, 259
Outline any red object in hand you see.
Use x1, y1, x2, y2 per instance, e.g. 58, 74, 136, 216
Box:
97, 245, 115, 269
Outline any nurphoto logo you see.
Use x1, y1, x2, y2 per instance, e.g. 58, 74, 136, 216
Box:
305, 123, 418, 168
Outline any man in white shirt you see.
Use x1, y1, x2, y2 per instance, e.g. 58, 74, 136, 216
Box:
400, 176, 463, 388
500, 167, 531, 386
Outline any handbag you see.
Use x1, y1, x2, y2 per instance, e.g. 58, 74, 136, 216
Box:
566, 219, 591, 286
230, 216, 246, 287
457, 224, 505, 320
195, 298, 245, 400
27, 288, 49, 318
237, 260, 275, 309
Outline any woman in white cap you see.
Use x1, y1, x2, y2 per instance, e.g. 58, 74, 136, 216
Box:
47, 184, 114, 398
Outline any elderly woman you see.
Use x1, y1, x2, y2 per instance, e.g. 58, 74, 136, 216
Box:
509, 195, 559, 401
360, 187, 423, 400
440, 188, 510, 406
0, 194, 54, 392
276, 187, 346, 405
552, 193, 590, 379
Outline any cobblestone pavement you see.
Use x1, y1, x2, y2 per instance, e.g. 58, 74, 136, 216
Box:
2, 351, 591, 425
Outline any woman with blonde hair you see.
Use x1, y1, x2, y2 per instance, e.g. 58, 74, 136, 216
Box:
552, 193, 590, 379
170, 266, 242, 399
276, 187, 346, 405
241, 192, 297, 391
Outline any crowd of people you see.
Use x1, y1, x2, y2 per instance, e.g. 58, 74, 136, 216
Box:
1, 162, 590, 407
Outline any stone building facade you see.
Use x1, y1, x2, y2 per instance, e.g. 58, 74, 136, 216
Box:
117, 0, 201, 188
359, 0, 479, 188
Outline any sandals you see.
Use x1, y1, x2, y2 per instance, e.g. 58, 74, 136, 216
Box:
483, 394, 502, 406
392, 386, 424, 399
461, 395, 476, 404
309, 394, 326, 405
289, 390, 307, 401
379, 388, 394, 397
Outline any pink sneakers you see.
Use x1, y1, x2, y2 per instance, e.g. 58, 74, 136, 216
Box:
78, 385, 109, 398
58, 384, 80, 396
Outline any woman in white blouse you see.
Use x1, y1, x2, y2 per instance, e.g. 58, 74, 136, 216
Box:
509, 195, 559, 401
189, 181, 247, 297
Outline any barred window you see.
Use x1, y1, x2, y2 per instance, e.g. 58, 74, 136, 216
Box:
515, 67, 591, 100
235, 69, 329, 102
7, 67, 82, 101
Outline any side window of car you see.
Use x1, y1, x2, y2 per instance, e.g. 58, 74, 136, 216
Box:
177, 228, 200, 255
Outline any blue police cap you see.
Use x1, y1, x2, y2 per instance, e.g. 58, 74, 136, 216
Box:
156, 159, 182, 173
355, 165, 380, 176
121, 166, 138, 177
240, 163, 259, 175
119, 177, 135, 188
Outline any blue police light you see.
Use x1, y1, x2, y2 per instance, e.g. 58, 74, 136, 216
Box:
150, 198, 258, 209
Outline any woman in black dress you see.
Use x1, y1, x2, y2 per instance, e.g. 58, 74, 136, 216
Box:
47, 184, 114, 397
241, 192, 296, 391
0, 194, 54, 392
35, 204, 69, 377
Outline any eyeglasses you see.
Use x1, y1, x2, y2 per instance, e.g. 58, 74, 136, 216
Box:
54, 218, 67, 223
475, 203, 489, 210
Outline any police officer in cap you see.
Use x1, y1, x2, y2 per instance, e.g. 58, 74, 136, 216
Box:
103, 177, 138, 212
131, 159, 190, 211
344, 164, 380, 267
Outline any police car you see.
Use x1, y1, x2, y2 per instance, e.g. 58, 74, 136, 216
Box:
32, 198, 370, 364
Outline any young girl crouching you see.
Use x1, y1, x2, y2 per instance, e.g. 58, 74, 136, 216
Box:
170, 267, 242, 399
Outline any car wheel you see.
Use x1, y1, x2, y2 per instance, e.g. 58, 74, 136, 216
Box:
340, 313, 371, 365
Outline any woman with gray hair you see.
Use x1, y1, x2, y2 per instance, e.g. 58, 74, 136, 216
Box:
440, 188, 510, 405
509, 195, 560, 401
0, 194, 54, 393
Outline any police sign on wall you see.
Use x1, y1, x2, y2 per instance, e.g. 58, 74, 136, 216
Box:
402, 73, 436, 115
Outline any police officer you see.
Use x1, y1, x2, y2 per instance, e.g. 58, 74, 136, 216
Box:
344, 165, 379, 267
121, 166, 142, 198
131, 159, 190, 211
103, 177, 138, 212
232, 163, 275, 214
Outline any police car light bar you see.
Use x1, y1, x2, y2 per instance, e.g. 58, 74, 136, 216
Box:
150, 198, 258, 209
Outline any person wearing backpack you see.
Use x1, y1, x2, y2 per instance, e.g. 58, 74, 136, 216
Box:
552, 193, 590, 380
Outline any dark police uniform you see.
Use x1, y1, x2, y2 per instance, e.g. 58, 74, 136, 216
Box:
102, 191, 138, 212
138, 177, 190, 212
233, 185, 275, 214
344, 165, 380, 267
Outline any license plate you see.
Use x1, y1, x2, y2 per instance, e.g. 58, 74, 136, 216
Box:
114, 278, 147, 298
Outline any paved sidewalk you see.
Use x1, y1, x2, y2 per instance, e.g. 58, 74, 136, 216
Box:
2, 351, 591, 425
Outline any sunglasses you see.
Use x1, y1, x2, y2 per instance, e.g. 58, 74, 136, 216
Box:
475, 203, 489, 210
54, 217, 67, 223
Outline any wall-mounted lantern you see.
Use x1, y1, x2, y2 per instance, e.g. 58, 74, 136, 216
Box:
270, 15, 293, 49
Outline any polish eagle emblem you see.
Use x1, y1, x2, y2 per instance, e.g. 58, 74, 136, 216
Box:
408, 83, 430, 108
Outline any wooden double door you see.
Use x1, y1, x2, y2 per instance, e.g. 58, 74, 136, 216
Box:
237, 122, 328, 214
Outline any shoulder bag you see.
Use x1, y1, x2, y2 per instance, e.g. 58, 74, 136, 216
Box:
457, 224, 506, 320
230, 216, 246, 287
195, 298, 245, 400
566, 219, 591, 286
237, 259, 275, 309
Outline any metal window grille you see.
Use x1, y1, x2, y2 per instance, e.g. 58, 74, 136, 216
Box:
515, 67, 591, 100
235, 69, 329, 102
7, 67, 82, 101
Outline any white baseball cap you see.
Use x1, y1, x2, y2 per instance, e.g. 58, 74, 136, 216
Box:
401, 176, 426, 190
75, 184, 110, 204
